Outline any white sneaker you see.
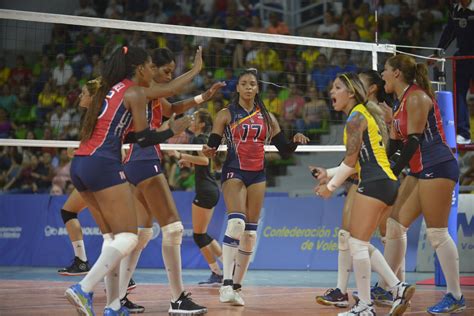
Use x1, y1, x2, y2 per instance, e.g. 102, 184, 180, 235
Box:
389, 282, 416, 316
456, 135, 471, 144
231, 289, 245, 306
338, 301, 375, 316
219, 285, 235, 303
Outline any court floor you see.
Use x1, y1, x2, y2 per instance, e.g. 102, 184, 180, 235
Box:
0, 267, 472, 315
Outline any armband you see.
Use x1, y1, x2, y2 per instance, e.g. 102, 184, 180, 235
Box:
391, 133, 422, 176
326, 162, 356, 192
271, 131, 297, 153
207, 133, 223, 149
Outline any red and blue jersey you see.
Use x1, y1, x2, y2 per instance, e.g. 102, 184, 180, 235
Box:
223, 102, 267, 171
392, 84, 454, 173
75, 79, 134, 161
123, 98, 163, 163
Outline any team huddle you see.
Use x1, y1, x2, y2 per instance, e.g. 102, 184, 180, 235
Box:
58, 45, 465, 316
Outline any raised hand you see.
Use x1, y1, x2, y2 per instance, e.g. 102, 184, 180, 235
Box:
293, 133, 309, 144
169, 113, 192, 135
308, 165, 328, 181
202, 81, 226, 101
192, 46, 203, 73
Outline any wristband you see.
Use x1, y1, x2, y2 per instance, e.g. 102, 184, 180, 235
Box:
326, 167, 339, 178
194, 94, 204, 104
326, 162, 356, 192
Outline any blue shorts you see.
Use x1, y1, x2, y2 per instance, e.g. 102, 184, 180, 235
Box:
123, 159, 162, 186
194, 184, 220, 209
71, 156, 127, 192
409, 159, 459, 182
221, 166, 266, 187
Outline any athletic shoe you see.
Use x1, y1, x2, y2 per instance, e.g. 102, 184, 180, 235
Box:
219, 285, 235, 303
353, 283, 393, 307
316, 288, 349, 308
121, 294, 145, 314
389, 282, 416, 316
198, 272, 223, 287
338, 301, 376, 316
231, 289, 245, 306
456, 135, 471, 145
58, 257, 90, 276
104, 306, 129, 316
65, 283, 95, 316
127, 278, 137, 292
169, 291, 207, 315
427, 293, 466, 314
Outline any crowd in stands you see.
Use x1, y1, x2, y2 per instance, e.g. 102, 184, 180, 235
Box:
0, 0, 459, 193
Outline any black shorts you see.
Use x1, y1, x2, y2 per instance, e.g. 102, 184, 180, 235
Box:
194, 184, 220, 209
357, 178, 399, 206
409, 159, 459, 183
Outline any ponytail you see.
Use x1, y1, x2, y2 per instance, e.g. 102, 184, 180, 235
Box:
365, 101, 389, 147
415, 63, 434, 99
80, 46, 149, 140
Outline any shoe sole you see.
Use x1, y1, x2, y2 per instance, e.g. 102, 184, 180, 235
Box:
127, 284, 137, 292
198, 283, 222, 288
128, 308, 145, 314
315, 297, 349, 308
58, 271, 89, 276
64, 289, 92, 316
373, 299, 393, 307
391, 285, 416, 316
168, 308, 207, 315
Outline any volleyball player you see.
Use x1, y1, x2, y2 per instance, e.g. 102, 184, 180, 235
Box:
169, 108, 223, 286
65, 46, 194, 316
122, 47, 223, 316
203, 68, 309, 306
313, 68, 398, 310
314, 73, 415, 316
381, 55, 465, 314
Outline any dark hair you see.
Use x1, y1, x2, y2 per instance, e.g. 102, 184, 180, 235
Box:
386, 54, 434, 99
152, 47, 175, 67
195, 108, 213, 134
359, 70, 394, 107
81, 46, 149, 140
231, 68, 273, 143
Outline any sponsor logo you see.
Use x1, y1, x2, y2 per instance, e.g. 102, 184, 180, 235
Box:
0, 227, 22, 239
44, 225, 101, 237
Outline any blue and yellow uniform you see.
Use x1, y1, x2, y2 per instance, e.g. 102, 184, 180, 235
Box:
344, 103, 398, 205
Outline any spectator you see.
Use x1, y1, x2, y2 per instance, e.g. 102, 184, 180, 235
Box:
390, 1, 420, 47
49, 105, 71, 138
280, 83, 305, 137
51, 148, 70, 192
0, 84, 20, 115
246, 15, 265, 33
251, 43, 283, 89
144, 3, 168, 23
74, 0, 97, 17
331, 50, 358, 75
295, 86, 329, 133
354, 2, 376, 42
0, 57, 10, 86
432, 0, 474, 144
52, 54, 73, 87
168, 6, 193, 25
126, 0, 150, 21
9, 55, 32, 88
2, 153, 22, 192
310, 54, 334, 95
36, 82, 57, 123
220, 68, 237, 100
263, 86, 283, 118
104, 0, 124, 19
266, 12, 290, 35
316, 10, 340, 38
30, 153, 52, 193
0, 108, 16, 138
301, 47, 320, 72
49, 183, 64, 195
31, 55, 52, 99
336, 10, 358, 41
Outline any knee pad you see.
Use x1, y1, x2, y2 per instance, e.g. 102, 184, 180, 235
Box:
162, 221, 184, 247
193, 233, 213, 248
386, 218, 408, 239
61, 209, 78, 224
109, 232, 138, 256
338, 229, 351, 251
225, 214, 246, 240
239, 230, 257, 253
136, 227, 153, 250
349, 237, 370, 260
101, 233, 114, 251
426, 227, 450, 250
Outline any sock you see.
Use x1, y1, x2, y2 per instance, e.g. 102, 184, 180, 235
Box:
397, 257, 405, 282
350, 237, 371, 305
233, 223, 257, 288
119, 227, 152, 299
369, 244, 399, 288
336, 229, 351, 294
72, 240, 87, 262
384, 218, 407, 286
427, 227, 462, 300
162, 222, 184, 301
209, 261, 222, 275
80, 232, 137, 293
105, 262, 121, 310
222, 213, 246, 281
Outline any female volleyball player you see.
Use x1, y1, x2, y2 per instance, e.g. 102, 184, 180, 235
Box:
203, 68, 309, 306
122, 47, 223, 316
169, 108, 224, 286
314, 70, 397, 309
64, 46, 198, 316
314, 73, 414, 316
382, 55, 465, 314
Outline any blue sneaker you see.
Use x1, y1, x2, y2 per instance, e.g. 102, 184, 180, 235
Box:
427, 293, 466, 315
104, 306, 129, 316
198, 272, 223, 287
65, 283, 95, 316
352, 283, 393, 307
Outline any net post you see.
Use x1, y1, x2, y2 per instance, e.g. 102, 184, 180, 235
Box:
434, 90, 459, 286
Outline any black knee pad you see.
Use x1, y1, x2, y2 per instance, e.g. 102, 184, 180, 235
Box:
61, 209, 78, 224
193, 233, 213, 248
